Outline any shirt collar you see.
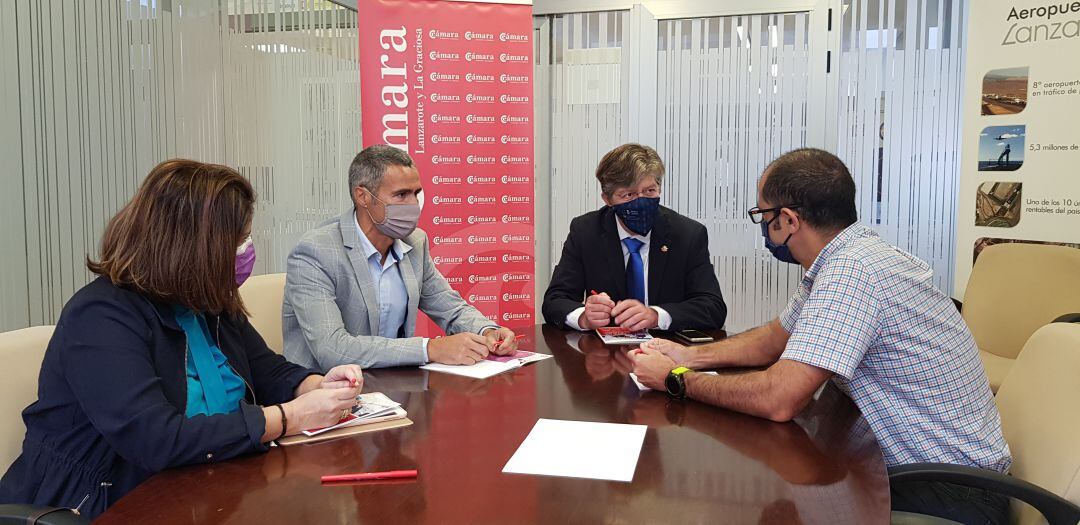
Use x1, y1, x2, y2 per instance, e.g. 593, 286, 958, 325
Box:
803, 223, 872, 283
353, 213, 412, 263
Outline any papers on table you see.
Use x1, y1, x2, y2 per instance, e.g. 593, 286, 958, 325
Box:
629, 370, 718, 392
302, 392, 405, 436
484, 349, 549, 365
420, 350, 552, 379
595, 327, 654, 345
502, 419, 647, 482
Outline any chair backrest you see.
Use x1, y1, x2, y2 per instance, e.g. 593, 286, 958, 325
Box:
995, 322, 1080, 525
963, 243, 1080, 360
238, 273, 287, 354
0, 326, 54, 474
0, 504, 90, 525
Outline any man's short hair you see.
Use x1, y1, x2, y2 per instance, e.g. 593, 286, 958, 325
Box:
595, 143, 665, 197
348, 145, 415, 195
761, 148, 858, 231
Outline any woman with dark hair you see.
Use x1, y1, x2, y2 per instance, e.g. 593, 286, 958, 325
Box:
0, 159, 364, 518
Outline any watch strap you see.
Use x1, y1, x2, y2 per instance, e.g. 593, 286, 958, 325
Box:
666, 367, 691, 400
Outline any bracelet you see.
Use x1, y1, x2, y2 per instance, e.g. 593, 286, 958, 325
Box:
274, 404, 288, 442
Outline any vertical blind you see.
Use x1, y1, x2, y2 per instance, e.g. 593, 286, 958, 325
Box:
546, 10, 631, 277
656, 13, 813, 332
0, 0, 359, 331
835, 0, 964, 293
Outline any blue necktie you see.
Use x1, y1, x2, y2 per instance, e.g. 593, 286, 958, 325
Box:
623, 237, 646, 303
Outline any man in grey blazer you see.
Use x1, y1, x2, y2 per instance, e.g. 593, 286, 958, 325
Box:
283, 145, 519, 370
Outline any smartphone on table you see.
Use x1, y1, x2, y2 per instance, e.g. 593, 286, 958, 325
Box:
673, 329, 714, 344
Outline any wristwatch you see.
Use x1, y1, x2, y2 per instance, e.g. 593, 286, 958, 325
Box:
665, 366, 691, 400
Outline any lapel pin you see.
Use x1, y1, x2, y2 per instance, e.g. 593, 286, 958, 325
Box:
661, 245, 668, 252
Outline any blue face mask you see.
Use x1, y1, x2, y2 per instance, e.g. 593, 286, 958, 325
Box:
760, 217, 800, 265
612, 197, 660, 235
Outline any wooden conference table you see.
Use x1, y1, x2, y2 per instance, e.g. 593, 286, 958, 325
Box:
97, 324, 890, 524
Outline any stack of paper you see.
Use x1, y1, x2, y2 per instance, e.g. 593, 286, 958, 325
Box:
302, 392, 406, 436
595, 327, 654, 345
502, 419, 648, 482
420, 350, 552, 379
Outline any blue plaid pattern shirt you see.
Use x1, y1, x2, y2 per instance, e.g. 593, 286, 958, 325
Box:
779, 224, 1011, 471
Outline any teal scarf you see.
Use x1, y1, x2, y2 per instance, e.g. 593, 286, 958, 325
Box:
173, 306, 245, 417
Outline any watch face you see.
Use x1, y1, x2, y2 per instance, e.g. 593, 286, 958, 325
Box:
660, 373, 678, 393
665, 372, 682, 397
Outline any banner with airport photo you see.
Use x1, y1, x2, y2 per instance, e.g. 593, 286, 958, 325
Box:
954, 0, 1080, 296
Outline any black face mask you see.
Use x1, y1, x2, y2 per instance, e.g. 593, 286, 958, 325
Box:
760, 217, 799, 265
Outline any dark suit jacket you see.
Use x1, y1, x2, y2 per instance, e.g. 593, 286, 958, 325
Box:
542, 205, 727, 331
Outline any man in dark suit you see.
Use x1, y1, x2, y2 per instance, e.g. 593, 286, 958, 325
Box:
542, 143, 727, 332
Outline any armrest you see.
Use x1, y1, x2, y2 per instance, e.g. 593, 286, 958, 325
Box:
1052, 313, 1080, 324
888, 463, 1080, 525
0, 504, 91, 525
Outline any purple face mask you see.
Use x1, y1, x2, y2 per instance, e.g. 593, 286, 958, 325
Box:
235, 236, 256, 286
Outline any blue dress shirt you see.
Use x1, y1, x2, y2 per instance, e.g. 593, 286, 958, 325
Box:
354, 217, 419, 350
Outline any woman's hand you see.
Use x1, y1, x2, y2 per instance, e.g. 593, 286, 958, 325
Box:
283, 383, 360, 434
321, 364, 364, 390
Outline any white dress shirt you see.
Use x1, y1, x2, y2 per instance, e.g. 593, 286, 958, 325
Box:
565, 218, 672, 331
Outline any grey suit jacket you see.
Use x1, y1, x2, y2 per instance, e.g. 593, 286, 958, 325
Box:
283, 209, 496, 370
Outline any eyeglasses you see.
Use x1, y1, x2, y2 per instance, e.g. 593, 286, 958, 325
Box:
613, 186, 661, 201
747, 204, 801, 224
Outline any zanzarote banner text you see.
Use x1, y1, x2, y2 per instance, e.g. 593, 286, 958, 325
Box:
358, 0, 535, 334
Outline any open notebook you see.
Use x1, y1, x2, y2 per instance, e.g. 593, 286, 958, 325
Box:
277, 392, 412, 446
421, 350, 552, 379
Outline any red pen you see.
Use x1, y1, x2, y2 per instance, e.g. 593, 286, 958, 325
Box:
321, 469, 418, 483
590, 290, 617, 325
494, 334, 526, 349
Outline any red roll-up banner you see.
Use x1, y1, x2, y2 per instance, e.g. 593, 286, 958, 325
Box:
357, 0, 535, 335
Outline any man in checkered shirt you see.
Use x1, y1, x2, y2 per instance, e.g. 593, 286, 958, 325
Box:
632, 148, 1011, 524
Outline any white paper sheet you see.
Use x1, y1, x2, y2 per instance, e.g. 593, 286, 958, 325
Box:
420, 352, 552, 379
502, 419, 647, 482
421, 359, 520, 379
